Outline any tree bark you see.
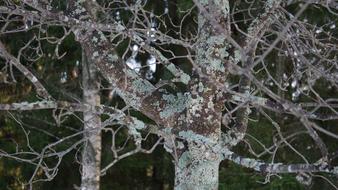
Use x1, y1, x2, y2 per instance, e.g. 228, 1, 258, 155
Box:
81, 49, 102, 190
174, 144, 221, 190
173, 1, 228, 189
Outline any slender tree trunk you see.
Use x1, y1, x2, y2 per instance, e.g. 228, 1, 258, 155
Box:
81, 49, 102, 190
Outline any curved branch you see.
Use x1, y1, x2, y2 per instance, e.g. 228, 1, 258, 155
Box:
0, 41, 51, 99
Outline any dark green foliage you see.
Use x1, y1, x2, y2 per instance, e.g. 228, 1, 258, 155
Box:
0, 1, 338, 189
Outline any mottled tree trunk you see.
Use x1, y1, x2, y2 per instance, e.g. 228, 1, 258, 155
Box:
174, 144, 221, 190
173, 1, 229, 189
81, 49, 102, 190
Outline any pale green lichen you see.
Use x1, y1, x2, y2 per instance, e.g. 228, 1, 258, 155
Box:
221, 131, 244, 146
115, 23, 125, 32
231, 94, 245, 102
234, 50, 242, 63
74, 7, 86, 14
92, 37, 98, 43
252, 96, 267, 106
188, 96, 204, 117
198, 82, 204, 93
125, 68, 138, 79
131, 79, 154, 94
266, 0, 281, 9
166, 64, 191, 84
199, 35, 229, 73
151, 101, 160, 108
92, 51, 99, 59
127, 117, 145, 145
214, 0, 230, 17
179, 73, 191, 85
206, 115, 214, 122
207, 99, 214, 109
166, 63, 176, 72
108, 54, 118, 62
130, 117, 145, 130
209, 59, 225, 72
175, 142, 220, 189
99, 32, 107, 41
178, 130, 216, 144
160, 93, 189, 119
115, 88, 141, 109
333, 166, 338, 174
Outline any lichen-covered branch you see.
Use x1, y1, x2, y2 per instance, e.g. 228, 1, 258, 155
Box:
222, 148, 338, 174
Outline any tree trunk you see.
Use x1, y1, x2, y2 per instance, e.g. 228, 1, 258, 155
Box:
172, 1, 229, 189
81, 49, 102, 190
174, 144, 221, 190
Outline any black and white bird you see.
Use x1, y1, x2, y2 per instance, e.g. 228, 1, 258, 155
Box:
146, 55, 156, 80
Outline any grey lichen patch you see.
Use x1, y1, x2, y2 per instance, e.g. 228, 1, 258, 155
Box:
74, 6, 86, 15
214, 0, 230, 17
175, 141, 220, 189
209, 60, 225, 73
13, 101, 34, 108
161, 127, 175, 153
131, 79, 154, 94
92, 51, 99, 59
246, 0, 281, 44
177, 151, 190, 169
63, 16, 69, 22
333, 166, 338, 174
176, 155, 219, 188
127, 118, 145, 144
207, 98, 214, 109
206, 115, 214, 123
166, 64, 191, 84
160, 93, 189, 119
188, 96, 204, 117
115, 88, 142, 109
166, 63, 176, 72
231, 94, 246, 102
252, 96, 268, 106
198, 82, 204, 93
221, 131, 244, 147
125, 68, 139, 79
207, 35, 227, 47
31, 76, 38, 83
99, 32, 107, 41
107, 54, 118, 62
92, 37, 98, 43
179, 130, 216, 145
198, 0, 210, 6
266, 0, 282, 9
151, 100, 160, 108
130, 117, 146, 130
179, 73, 191, 85
115, 23, 125, 32
233, 50, 242, 64
198, 35, 229, 74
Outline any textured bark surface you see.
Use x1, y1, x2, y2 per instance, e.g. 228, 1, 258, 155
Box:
174, 143, 221, 190
81, 49, 102, 190
0, 0, 338, 189
172, 1, 230, 188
